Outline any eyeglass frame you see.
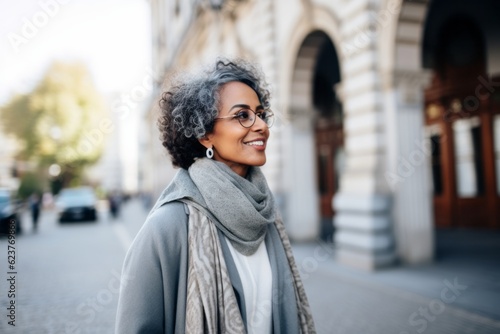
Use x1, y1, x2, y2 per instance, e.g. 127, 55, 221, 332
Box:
214, 106, 275, 128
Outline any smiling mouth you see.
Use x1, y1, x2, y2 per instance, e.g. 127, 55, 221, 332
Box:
244, 140, 265, 146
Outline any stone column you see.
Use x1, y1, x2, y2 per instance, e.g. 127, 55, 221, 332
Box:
382, 0, 434, 265
280, 34, 327, 242
282, 112, 320, 241
333, 0, 395, 270
383, 69, 434, 265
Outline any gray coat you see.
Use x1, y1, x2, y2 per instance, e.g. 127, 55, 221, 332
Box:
115, 169, 299, 333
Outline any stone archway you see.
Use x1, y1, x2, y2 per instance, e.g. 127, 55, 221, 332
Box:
283, 30, 342, 241
328, 0, 433, 269
311, 33, 343, 242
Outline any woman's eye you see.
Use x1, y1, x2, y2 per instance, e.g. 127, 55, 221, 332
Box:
235, 110, 251, 119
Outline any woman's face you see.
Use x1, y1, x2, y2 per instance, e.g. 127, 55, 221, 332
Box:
200, 81, 270, 177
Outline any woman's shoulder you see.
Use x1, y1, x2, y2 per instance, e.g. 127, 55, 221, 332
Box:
137, 201, 189, 245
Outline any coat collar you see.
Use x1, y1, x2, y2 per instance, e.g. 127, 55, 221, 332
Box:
151, 168, 207, 212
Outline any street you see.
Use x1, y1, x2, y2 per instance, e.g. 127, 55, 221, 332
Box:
0, 199, 147, 334
1, 199, 500, 333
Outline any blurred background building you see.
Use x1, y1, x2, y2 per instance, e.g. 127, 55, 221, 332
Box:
142, 0, 500, 270
0, 132, 19, 190
87, 93, 141, 196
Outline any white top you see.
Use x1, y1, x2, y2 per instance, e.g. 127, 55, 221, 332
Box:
225, 237, 273, 334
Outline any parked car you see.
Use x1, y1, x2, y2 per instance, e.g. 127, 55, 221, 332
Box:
55, 187, 98, 222
0, 189, 22, 235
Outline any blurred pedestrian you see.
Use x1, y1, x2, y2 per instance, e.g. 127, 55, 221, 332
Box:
29, 193, 41, 232
107, 191, 121, 219
116, 59, 315, 333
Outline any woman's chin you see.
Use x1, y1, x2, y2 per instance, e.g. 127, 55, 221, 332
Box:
249, 156, 266, 167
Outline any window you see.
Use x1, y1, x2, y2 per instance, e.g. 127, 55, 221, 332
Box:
453, 117, 485, 197
431, 134, 443, 195
426, 125, 444, 195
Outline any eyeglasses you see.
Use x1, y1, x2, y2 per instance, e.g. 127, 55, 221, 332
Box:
215, 108, 275, 128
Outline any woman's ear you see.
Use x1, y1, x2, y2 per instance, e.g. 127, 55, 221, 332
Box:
198, 135, 212, 149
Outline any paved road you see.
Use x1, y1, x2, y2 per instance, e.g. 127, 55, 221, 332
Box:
0, 200, 147, 334
1, 199, 499, 333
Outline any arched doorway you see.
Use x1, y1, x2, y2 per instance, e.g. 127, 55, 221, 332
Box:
312, 35, 343, 242
423, 11, 500, 228
288, 30, 343, 241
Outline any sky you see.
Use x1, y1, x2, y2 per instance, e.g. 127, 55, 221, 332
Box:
0, 0, 151, 105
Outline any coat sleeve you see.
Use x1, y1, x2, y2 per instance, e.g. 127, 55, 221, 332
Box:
115, 201, 189, 334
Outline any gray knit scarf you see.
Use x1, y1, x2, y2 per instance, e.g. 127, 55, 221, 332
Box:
185, 158, 316, 333
188, 158, 276, 256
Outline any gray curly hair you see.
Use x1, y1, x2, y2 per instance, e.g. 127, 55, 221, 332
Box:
158, 58, 271, 169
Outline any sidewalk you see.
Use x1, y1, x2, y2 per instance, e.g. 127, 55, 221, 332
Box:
115, 200, 500, 333
291, 229, 500, 334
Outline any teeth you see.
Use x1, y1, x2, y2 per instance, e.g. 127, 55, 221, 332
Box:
246, 140, 264, 146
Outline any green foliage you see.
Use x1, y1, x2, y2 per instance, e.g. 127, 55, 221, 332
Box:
17, 172, 44, 200
0, 61, 109, 186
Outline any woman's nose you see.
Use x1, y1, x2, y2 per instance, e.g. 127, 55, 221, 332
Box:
251, 114, 267, 131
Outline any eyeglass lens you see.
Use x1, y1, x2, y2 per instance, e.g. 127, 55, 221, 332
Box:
239, 109, 274, 128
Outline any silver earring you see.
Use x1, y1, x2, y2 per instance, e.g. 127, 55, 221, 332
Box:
206, 147, 214, 159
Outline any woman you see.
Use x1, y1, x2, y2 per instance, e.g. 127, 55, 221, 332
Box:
115, 59, 315, 334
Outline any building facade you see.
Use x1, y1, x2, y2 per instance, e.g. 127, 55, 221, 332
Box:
144, 0, 500, 270
0, 131, 19, 191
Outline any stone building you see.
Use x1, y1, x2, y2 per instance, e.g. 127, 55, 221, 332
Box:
143, 0, 500, 270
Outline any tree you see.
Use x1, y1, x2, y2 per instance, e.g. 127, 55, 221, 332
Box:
0, 61, 109, 188
17, 172, 44, 200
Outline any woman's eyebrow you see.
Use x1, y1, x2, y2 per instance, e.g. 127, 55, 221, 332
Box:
228, 104, 264, 112
229, 104, 250, 112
